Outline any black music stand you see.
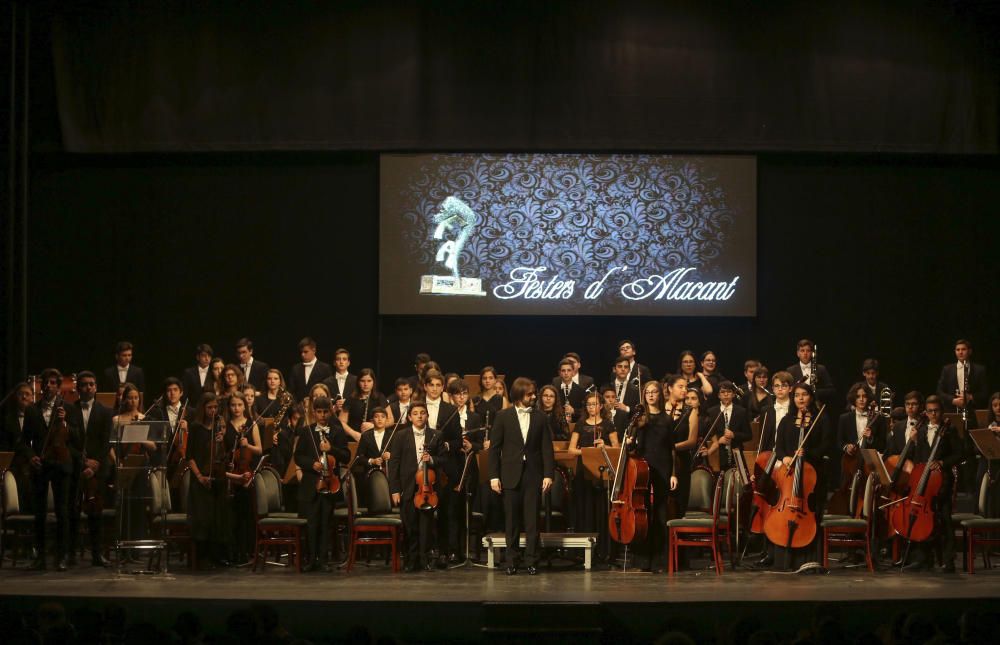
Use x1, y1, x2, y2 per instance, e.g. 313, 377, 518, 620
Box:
112, 420, 170, 575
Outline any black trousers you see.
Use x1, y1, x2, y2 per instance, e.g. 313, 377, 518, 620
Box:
32, 465, 71, 560
68, 471, 105, 556
645, 468, 671, 567
503, 477, 541, 568
400, 499, 436, 566
299, 488, 336, 564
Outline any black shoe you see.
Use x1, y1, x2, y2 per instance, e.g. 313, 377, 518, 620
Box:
404, 562, 418, 573
435, 555, 448, 569
56, 558, 68, 572
28, 558, 46, 571
448, 552, 460, 563
215, 559, 232, 568
91, 554, 110, 568
423, 562, 434, 572
323, 562, 334, 573
504, 565, 517, 576
526, 565, 538, 576
892, 558, 906, 568
755, 554, 773, 568
902, 560, 927, 572
939, 563, 956, 573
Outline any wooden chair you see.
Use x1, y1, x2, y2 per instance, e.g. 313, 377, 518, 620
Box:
462, 374, 506, 399
667, 469, 727, 574
149, 469, 195, 568
821, 473, 876, 571
252, 468, 307, 572
346, 472, 402, 572
961, 474, 1000, 574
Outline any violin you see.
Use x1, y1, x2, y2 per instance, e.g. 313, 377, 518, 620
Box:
315, 428, 341, 495
414, 437, 439, 510
888, 417, 950, 545
228, 420, 256, 488
80, 448, 103, 514
763, 405, 826, 550
41, 395, 72, 465
608, 408, 649, 545
167, 399, 190, 466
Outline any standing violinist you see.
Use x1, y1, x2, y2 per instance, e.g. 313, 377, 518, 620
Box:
146, 378, 189, 472
770, 382, 833, 571
389, 402, 447, 572
899, 396, 962, 572
223, 391, 261, 566
68, 372, 113, 567
269, 403, 304, 513
702, 382, 753, 471
422, 370, 461, 567
23, 368, 81, 571
295, 396, 350, 572
632, 381, 677, 572
444, 382, 484, 562
886, 392, 923, 458
186, 393, 233, 569
489, 377, 555, 576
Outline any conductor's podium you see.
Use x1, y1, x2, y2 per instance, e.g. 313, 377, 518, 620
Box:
482, 532, 598, 570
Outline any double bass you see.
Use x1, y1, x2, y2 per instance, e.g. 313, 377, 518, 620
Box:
764, 405, 826, 551
608, 408, 649, 545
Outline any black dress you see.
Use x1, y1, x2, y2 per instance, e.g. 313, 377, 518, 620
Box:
344, 393, 388, 439
572, 419, 614, 534
473, 394, 505, 427
187, 422, 233, 555
669, 406, 699, 518
228, 420, 259, 563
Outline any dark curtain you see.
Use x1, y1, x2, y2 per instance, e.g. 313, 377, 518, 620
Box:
49, 0, 999, 154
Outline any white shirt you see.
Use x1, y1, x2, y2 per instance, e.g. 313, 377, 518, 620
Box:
927, 423, 939, 447
198, 365, 208, 387
117, 364, 129, 384
798, 362, 812, 382
412, 427, 427, 466
17, 411, 25, 431
373, 428, 386, 452
458, 407, 468, 430
773, 400, 790, 428
241, 358, 254, 381
572, 373, 580, 385
515, 406, 531, 443
957, 361, 966, 395
80, 399, 93, 430
335, 372, 348, 397
721, 404, 733, 428
398, 401, 410, 420
614, 379, 627, 402
167, 403, 180, 431
316, 425, 330, 451
42, 399, 55, 425
303, 359, 317, 384
426, 398, 441, 429
855, 410, 868, 443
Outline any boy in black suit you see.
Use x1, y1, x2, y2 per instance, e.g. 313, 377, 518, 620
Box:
288, 337, 334, 402
236, 338, 270, 393
604, 355, 640, 415
702, 381, 753, 471
389, 402, 448, 572
422, 370, 461, 567
322, 348, 357, 413
785, 339, 836, 407
182, 344, 214, 405
488, 377, 554, 575
936, 338, 989, 428
293, 396, 350, 572
102, 341, 145, 394
68, 371, 113, 566
556, 359, 587, 423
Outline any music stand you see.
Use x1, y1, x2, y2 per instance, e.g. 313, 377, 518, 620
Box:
112, 420, 170, 575
969, 429, 1000, 461
860, 449, 892, 488
581, 447, 618, 484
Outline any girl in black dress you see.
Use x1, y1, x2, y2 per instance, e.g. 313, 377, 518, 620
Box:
568, 393, 619, 534
537, 384, 570, 441
633, 381, 677, 570
187, 393, 233, 568
339, 368, 388, 442
473, 366, 508, 426
664, 375, 700, 518
256, 368, 287, 417
748, 366, 773, 422
224, 392, 261, 565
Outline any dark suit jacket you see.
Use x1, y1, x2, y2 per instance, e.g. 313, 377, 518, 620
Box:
488, 407, 554, 489
786, 363, 836, 404
293, 422, 351, 491
182, 366, 211, 404
23, 399, 82, 474
885, 418, 918, 457
389, 400, 413, 425
706, 404, 753, 447
356, 426, 399, 465
289, 361, 334, 402
936, 362, 989, 421
244, 360, 270, 392
322, 372, 358, 401
69, 399, 113, 474
836, 410, 887, 453
555, 381, 588, 421
388, 426, 448, 501
102, 364, 145, 393
602, 380, 641, 412
551, 373, 595, 392
913, 422, 963, 491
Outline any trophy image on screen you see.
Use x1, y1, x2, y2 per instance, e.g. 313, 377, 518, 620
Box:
419, 196, 487, 296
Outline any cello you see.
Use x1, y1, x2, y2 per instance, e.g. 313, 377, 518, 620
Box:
889, 417, 950, 548
608, 408, 649, 545
764, 405, 826, 551
748, 412, 779, 535
828, 400, 878, 517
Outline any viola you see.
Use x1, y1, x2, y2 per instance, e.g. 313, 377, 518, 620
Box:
315, 428, 341, 495
763, 406, 825, 550
888, 418, 949, 544
608, 409, 649, 545
414, 446, 438, 510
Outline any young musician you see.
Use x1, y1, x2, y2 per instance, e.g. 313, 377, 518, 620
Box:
182, 344, 214, 406
322, 348, 357, 411
567, 393, 617, 534
339, 369, 388, 442
978, 393, 1000, 517
601, 386, 629, 438
356, 407, 396, 472
849, 359, 892, 408
936, 338, 989, 428
294, 396, 350, 572
102, 341, 146, 394
224, 392, 262, 565
664, 375, 699, 518
186, 393, 233, 569
616, 339, 653, 386
538, 385, 570, 441
405, 353, 432, 394
235, 337, 270, 393
488, 377, 555, 575
678, 350, 713, 401
886, 391, 924, 458
551, 353, 595, 391
269, 403, 304, 513
700, 351, 727, 409
257, 369, 288, 417
556, 359, 587, 424
305, 383, 333, 424
68, 372, 112, 567
288, 337, 333, 402
758, 371, 794, 454
837, 386, 887, 457
23, 369, 81, 571
422, 370, 461, 567
770, 382, 833, 571
632, 381, 677, 571
747, 366, 772, 421
604, 356, 640, 416
205, 357, 226, 397
112, 382, 153, 545
701, 382, 753, 472
899, 396, 962, 572
145, 378, 190, 479
1, 383, 35, 509
739, 359, 761, 406
389, 402, 447, 572
219, 364, 245, 400
474, 366, 508, 424
444, 381, 484, 561
389, 378, 414, 425
786, 339, 837, 407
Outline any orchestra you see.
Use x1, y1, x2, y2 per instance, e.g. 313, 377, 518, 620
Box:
1, 335, 995, 581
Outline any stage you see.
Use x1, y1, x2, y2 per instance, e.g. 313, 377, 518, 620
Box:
3, 562, 997, 643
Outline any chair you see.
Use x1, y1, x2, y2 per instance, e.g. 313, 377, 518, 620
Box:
821, 473, 876, 572
961, 473, 1000, 574
541, 466, 570, 532
346, 471, 402, 572
667, 469, 727, 574
259, 467, 298, 519
252, 469, 307, 572
149, 469, 195, 567
1, 470, 38, 567
682, 468, 717, 518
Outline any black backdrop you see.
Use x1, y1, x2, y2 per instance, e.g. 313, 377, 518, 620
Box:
4, 1, 1000, 402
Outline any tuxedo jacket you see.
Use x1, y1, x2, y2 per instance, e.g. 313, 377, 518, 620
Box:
936, 362, 989, 419
602, 380, 641, 412
488, 407, 555, 489
356, 426, 399, 465
102, 364, 145, 393
69, 399, 113, 474
913, 423, 963, 492
786, 363, 836, 405
388, 426, 448, 501
244, 360, 271, 393
23, 400, 82, 474
182, 366, 211, 404
836, 411, 887, 453
322, 373, 358, 401
0, 407, 31, 460
706, 404, 753, 447
289, 361, 334, 402
885, 418, 917, 457
625, 362, 654, 387
389, 400, 413, 425
293, 422, 351, 490
555, 381, 588, 421
551, 373, 595, 392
